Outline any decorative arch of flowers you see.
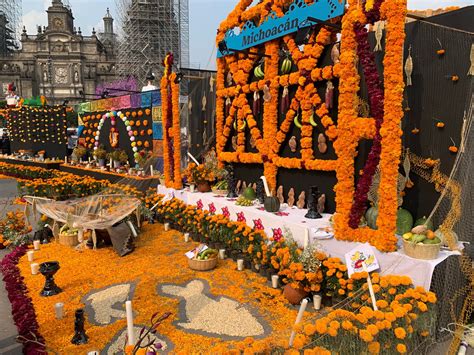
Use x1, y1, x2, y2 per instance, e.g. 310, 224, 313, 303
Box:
161, 53, 183, 189
215, 0, 406, 252
92, 110, 152, 160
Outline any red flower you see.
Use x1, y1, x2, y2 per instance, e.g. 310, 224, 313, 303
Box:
272, 228, 283, 241
237, 212, 246, 222
222, 207, 230, 218
196, 199, 203, 210
253, 219, 264, 230
208, 203, 216, 214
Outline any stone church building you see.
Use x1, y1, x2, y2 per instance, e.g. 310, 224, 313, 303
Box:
0, 0, 116, 105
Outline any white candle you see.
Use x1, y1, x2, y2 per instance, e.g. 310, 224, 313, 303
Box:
189, 184, 195, 193
64, 156, 67, 164
27, 250, 34, 262
150, 165, 154, 176
55, 302, 64, 319
187, 152, 200, 165
289, 298, 309, 347
110, 158, 113, 167
31, 263, 39, 275
80, 158, 83, 163
218, 249, 226, 260
313, 294, 322, 310
303, 228, 310, 250
260, 176, 271, 197
78, 229, 84, 243
33, 240, 40, 250
184, 233, 190, 242
237, 259, 244, 271
125, 300, 135, 345
362, 263, 378, 311
88, 157, 91, 163
164, 223, 170, 231
271, 275, 279, 288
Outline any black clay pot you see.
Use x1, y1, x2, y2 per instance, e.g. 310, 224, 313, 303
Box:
71, 309, 88, 345
322, 294, 333, 307
39, 261, 62, 297
230, 249, 239, 261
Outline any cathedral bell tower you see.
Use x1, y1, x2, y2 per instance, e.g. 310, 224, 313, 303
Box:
47, 0, 74, 33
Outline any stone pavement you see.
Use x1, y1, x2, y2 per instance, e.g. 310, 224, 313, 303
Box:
0, 178, 22, 354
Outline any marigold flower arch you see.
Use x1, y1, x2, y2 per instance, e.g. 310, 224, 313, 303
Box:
216, 0, 406, 252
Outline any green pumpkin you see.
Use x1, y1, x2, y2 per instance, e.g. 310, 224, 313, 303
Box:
242, 187, 256, 200
414, 216, 434, 231
264, 196, 280, 212
365, 206, 379, 230
396, 208, 413, 235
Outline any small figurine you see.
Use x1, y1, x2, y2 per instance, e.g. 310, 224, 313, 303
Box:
236, 180, 242, 195
296, 191, 306, 209
287, 188, 295, 207
226, 165, 237, 198
289, 136, 297, 153
232, 136, 238, 150
318, 134, 327, 154
277, 185, 284, 205
317, 194, 326, 214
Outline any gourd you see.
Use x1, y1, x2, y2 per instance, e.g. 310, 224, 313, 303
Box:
414, 216, 434, 231
396, 208, 414, 235
242, 187, 256, 200
264, 196, 280, 213
365, 206, 379, 230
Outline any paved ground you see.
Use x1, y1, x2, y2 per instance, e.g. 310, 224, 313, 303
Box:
0, 178, 22, 354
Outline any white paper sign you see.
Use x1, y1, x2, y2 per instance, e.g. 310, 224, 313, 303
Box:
344, 244, 379, 277
185, 244, 208, 259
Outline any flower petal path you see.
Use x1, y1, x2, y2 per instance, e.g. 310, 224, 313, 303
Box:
18, 223, 299, 353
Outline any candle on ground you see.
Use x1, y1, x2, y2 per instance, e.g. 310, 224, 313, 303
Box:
125, 301, 135, 345
150, 165, 154, 176
55, 302, 64, 319
33, 240, 40, 250
27, 250, 34, 262
31, 263, 39, 275
164, 223, 170, 231
64, 156, 68, 164
271, 275, 279, 288
218, 249, 226, 260
184, 233, 190, 242
313, 294, 322, 310
303, 228, 310, 250
237, 259, 244, 271
289, 298, 309, 346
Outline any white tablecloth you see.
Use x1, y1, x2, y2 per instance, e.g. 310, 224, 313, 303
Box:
157, 186, 459, 289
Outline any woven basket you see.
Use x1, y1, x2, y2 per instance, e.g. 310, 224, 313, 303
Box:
403, 239, 441, 260
59, 233, 79, 247
188, 256, 218, 271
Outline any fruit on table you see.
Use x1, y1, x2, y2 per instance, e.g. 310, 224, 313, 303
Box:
196, 248, 217, 260
236, 195, 254, 206
242, 187, 256, 200
414, 216, 434, 231
396, 208, 413, 235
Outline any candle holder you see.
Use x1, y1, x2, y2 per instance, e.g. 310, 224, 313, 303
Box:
304, 186, 322, 219
39, 261, 62, 297
71, 309, 88, 345
256, 180, 265, 204
225, 165, 238, 198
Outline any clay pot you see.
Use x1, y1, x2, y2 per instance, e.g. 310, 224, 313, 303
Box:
283, 284, 309, 305
197, 181, 211, 193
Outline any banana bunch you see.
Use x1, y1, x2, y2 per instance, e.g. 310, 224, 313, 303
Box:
293, 114, 318, 129
280, 57, 292, 74
236, 195, 254, 206
254, 64, 264, 80
233, 119, 247, 131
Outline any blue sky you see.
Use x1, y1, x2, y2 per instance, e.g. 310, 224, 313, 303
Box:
22, 0, 472, 70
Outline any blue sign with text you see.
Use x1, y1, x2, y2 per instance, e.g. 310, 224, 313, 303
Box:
217, 0, 346, 58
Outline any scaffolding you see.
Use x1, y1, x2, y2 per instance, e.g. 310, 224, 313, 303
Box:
0, 0, 21, 52
115, 0, 189, 87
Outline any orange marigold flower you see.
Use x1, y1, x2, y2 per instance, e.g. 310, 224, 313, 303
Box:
396, 343, 407, 353
368, 341, 381, 354
359, 329, 373, 342
394, 327, 406, 339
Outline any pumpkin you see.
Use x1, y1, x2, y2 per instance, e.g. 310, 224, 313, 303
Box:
132, 111, 137, 118
396, 208, 413, 235
365, 206, 379, 229
414, 216, 434, 231
242, 187, 256, 200
264, 196, 280, 212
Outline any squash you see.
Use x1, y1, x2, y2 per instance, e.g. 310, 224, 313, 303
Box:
264, 196, 280, 213
396, 208, 413, 235
365, 206, 379, 230
414, 216, 434, 231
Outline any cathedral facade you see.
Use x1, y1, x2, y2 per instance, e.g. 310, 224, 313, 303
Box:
0, 0, 117, 105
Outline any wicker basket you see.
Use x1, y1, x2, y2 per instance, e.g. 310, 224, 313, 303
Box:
59, 233, 79, 247
403, 239, 441, 260
188, 256, 218, 271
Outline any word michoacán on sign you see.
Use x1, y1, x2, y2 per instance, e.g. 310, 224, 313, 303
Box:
217, 0, 346, 57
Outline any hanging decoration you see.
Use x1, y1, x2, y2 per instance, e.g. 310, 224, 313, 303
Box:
161, 53, 183, 189
373, 21, 384, 51
404, 46, 413, 86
